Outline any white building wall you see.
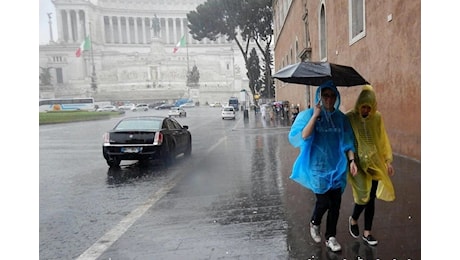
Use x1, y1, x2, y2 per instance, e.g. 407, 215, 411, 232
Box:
40, 0, 249, 104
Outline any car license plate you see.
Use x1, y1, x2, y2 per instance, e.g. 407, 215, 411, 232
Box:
122, 147, 140, 153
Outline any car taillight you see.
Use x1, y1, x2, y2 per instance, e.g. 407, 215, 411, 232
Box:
103, 132, 110, 144
153, 132, 163, 145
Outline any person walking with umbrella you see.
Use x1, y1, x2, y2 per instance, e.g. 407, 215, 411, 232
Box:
288, 80, 357, 252
346, 85, 395, 246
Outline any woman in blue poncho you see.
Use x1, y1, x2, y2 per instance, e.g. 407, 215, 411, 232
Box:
288, 80, 357, 252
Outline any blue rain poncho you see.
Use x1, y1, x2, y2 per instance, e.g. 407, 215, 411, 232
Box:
288, 81, 356, 194
346, 85, 395, 203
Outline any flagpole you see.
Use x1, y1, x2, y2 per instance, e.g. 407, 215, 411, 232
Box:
185, 35, 190, 98
186, 35, 190, 73
89, 22, 97, 92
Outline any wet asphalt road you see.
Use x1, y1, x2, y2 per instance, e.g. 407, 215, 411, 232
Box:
39, 107, 420, 259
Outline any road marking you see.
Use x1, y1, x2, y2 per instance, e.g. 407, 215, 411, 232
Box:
76, 136, 227, 260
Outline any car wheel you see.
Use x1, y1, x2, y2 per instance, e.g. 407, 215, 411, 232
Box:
106, 157, 120, 167
184, 138, 192, 157
161, 142, 175, 166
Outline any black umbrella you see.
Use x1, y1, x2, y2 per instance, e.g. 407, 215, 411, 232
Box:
272, 61, 369, 87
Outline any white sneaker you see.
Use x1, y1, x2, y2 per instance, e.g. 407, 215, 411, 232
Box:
325, 237, 342, 252
309, 222, 321, 243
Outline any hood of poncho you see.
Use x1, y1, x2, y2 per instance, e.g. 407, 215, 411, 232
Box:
353, 84, 377, 118
314, 80, 341, 110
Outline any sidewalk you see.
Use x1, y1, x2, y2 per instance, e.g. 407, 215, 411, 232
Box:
238, 109, 293, 129
240, 110, 421, 259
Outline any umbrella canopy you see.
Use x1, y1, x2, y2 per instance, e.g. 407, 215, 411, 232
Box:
272, 61, 369, 87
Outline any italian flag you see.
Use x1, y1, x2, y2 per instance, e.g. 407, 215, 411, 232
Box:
75, 36, 91, 57
173, 35, 186, 53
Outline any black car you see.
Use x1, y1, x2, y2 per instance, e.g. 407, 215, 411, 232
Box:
154, 103, 174, 110
102, 116, 192, 167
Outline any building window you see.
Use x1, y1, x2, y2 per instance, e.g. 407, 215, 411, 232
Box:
56, 68, 64, 84
349, 0, 366, 45
319, 3, 327, 61
295, 40, 299, 62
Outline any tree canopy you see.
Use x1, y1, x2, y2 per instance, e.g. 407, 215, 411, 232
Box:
247, 48, 261, 97
187, 0, 274, 102
40, 67, 53, 86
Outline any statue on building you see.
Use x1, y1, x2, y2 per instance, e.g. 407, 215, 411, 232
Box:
151, 14, 161, 38
47, 12, 54, 42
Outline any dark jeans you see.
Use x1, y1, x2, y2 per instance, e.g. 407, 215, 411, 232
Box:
310, 187, 342, 239
352, 180, 378, 231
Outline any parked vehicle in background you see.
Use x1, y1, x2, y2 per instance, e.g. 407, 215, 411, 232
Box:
102, 116, 192, 167
118, 103, 136, 111
149, 102, 165, 109
39, 97, 95, 112
222, 106, 236, 120
179, 102, 195, 108
228, 97, 239, 111
209, 102, 222, 108
96, 105, 119, 112
132, 103, 149, 111
168, 107, 187, 117
154, 103, 175, 110
174, 98, 193, 107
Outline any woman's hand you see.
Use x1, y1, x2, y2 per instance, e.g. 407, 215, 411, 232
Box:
313, 100, 322, 118
387, 162, 395, 176
350, 161, 358, 176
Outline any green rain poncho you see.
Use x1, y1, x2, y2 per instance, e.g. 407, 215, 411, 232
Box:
288, 81, 355, 194
346, 85, 395, 204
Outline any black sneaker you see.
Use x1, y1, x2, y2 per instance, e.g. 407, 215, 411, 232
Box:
348, 216, 359, 238
362, 234, 378, 246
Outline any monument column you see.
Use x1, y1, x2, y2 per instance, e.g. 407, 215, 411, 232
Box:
56, 9, 63, 43
134, 17, 139, 43
127, 17, 131, 44
165, 18, 170, 44
110, 16, 115, 43
172, 17, 177, 43
141, 17, 146, 44
66, 10, 72, 43
118, 16, 122, 43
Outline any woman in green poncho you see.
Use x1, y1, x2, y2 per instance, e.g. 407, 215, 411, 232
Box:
346, 85, 395, 246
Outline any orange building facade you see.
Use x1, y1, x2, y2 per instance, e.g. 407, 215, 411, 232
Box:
272, 0, 420, 161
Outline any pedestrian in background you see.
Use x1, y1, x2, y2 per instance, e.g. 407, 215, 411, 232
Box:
288, 80, 357, 252
346, 85, 395, 246
291, 106, 300, 123
260, 104, 266, 119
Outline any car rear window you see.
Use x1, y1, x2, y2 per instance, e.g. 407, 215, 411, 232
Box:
224, 107, 234, 111
115, 119, 162, 130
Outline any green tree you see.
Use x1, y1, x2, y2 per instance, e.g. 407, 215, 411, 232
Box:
247, 48, 261, 98
187, 0, 273, 103
39, 67, 53, 86
260, 43, 274, 98
240, 0, 274, 99
187, 65, 200, 87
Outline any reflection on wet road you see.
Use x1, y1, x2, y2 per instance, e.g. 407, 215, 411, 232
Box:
40, 108, 420, 259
